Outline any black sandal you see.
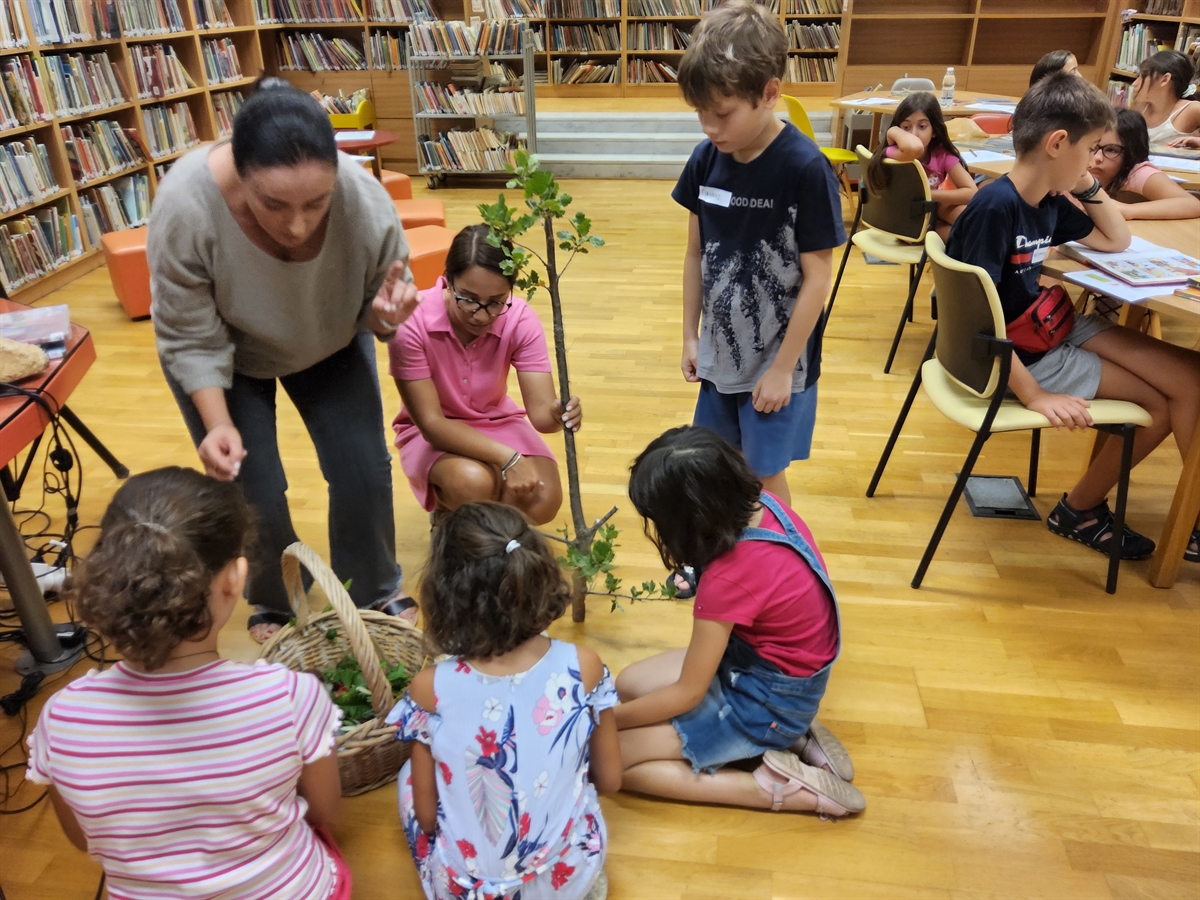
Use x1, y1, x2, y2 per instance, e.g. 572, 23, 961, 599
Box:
373, 594, 418, 618
247, 610, 292, 644
1047, 494, 1155, 561
670, 566, 699, 600
1185, 528, 1199, 564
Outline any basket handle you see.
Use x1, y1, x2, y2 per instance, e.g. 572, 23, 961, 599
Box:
281, 542, 396, 720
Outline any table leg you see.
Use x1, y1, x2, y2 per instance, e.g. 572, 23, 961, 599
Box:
0, 497, 67, 664
832, 107, 846, 149
869, 113, 882, 151
371, 150, 382, 180
1149, 412, 1200, 588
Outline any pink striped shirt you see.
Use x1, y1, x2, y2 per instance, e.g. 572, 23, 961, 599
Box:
27, 660, 342, 900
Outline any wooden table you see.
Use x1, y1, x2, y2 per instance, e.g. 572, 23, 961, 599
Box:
1040, 219, 1200, 588
334, 129, 399, 179
829, 90, 1020, 151
968, 155, 1200, 193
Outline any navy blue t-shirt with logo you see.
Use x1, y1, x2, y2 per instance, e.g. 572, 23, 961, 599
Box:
945, 175, 1095, 364
672, 123, 846, 394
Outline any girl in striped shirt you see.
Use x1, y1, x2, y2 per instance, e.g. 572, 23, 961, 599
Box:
27, 467, 351, 900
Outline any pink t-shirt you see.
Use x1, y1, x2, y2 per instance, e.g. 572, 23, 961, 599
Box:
693, 494, 838, 677
887, 143, 960, 188
27, 660, 341, 900
388, 276, 552, 425
1121, 160, 1161, 196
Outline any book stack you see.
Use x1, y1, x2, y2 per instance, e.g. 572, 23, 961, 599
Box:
627, 58, 677, 83
550, 57, 617, 83
79, 171, 149, 241
0, 1, 29, 49
1, 57, 54, 125
311, 87, 367, 112
628, 0, 714, 15
130, 44, 196, 99
551, 23, 619, 52
1175, 275, 1200, 302
417, 127, 523, 172
141, 100, 200, 157
202, 37, 243, 83
42, 51, 128, 117
627, 22, 691, 51
415, 81, 525, 115
787, 20, 838, 50
550, 0, 618, 15
27, 0, 121, 43
0, 200, 84, 292
785, 55, 834, 81
368, 0, 432, 21
60, 120, 146, 183
116, 0, 186, 35
477, 20, 541, 54
193, 0, 235, 27
212, 89, 244, 137
0, 138, 60, 214
276, 32, 367, 69
784, 0, 838, 12
253, 0, 364, 23
368, 30, 408, 69
410, 20, 480, 56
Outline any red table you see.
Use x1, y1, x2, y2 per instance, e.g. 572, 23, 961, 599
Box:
334, 130, 399, 179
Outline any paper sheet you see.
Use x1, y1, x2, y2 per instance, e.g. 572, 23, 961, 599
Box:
960, 149, 1013, 163
335, 130, 376, 141
851, 96, 898, 107
1149, 154, 1200, 173
965, 101, 1017, 112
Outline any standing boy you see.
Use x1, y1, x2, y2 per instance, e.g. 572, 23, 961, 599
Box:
673, 0, 845, 510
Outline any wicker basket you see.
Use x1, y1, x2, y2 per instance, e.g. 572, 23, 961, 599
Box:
260, 542, 427, 796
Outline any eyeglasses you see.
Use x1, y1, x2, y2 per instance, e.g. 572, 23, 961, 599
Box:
451, 289, 512, 318
1092, 143, 1123, 159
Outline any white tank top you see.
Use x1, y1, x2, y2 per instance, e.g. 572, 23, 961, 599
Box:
1145, 102, 1196, 145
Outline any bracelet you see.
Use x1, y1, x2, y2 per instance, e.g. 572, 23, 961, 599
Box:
500, 451, 522, 481
1071, 176, 1102, 202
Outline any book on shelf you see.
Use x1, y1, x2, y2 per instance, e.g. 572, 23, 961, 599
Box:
787, 20, 837, 50
1115, 23, 1169, 73
1177, 24, 1200, 57
26, 0, 121, 44
627, 22, 691, 51
549, 0, 618, 16
0, 200, 84, 293
130, 43, 197, 99
550, 57, 617, 83
79, 172, 149, 243
551, 23, 618, 51
784, 0, 838, 13
277, 32, 367, 70
628, 0, 716, 14
60, 119, 147, 183
193, 0, 235, 27
211, 88, 244, 137
41, 51, 128, 117
627, 58, 677, 84
2, 56, 55, 126
140, 100, 200, 158
1143, 0, 1182, 14
1060, 236, 1200, 287
0, 1, 29, 50
117, 0, 186, 36
417, 126, 523, 172
415, 80, 525, 115
410, 20, 480, 55
368, 0, 432, 22
254, 0, 364, 24
478, 19, 543, 54
202, 36, 244, 83
0, 138, 60, 214
368, 30, 408, 69
154, 159, 174, 180
489, 0, 546, 17
785, 54, 834, 82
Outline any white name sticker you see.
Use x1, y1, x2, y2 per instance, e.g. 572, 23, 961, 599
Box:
1031, 245, 1050, 265
698, 185, 732, 207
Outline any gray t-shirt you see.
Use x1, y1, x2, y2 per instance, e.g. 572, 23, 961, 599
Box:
148, 145, 409, 394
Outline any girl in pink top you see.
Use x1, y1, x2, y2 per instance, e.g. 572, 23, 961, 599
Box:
1086, 108, 1200, 221
389, 224, 581, 525
866, 91, 977, 239
26, 467, 350, 900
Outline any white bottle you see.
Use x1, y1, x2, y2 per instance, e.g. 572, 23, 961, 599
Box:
941, 66, 956, 105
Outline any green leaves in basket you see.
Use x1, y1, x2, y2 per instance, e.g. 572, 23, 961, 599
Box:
320, 657, 412, 728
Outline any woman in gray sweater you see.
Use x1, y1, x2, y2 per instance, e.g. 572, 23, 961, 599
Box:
148, 80, 418, 640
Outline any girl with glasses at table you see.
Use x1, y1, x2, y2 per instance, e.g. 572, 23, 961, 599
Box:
388, 224, 581, 526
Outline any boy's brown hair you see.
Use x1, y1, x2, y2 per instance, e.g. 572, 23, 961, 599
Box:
1012, 71, 1116, 156
678, 0, 786, 109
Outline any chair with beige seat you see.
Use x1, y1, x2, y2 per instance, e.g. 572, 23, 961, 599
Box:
867, 233, 1152, 595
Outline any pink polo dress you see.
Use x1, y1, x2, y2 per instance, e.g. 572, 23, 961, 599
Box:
388, 277, 556, 511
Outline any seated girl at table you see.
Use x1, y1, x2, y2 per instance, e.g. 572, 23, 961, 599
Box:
1130, 50, 1200, 146
866, 92, 976, 240
1029, 49, 1079, 86
1084, 109, 1200, 221
389, 224, 581, 526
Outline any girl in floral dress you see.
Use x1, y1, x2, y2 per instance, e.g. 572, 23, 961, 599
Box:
388, 502, 622, 899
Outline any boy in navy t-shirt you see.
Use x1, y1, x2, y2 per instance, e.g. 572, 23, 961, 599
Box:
946, 73, 1200, 563
672, 1, 845, 508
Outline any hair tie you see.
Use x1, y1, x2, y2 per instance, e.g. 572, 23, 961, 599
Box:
135, 520, 172, 536
1185, 84, 1197, 98
505, 539, 521, 554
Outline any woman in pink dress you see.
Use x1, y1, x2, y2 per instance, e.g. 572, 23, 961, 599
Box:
388, 224, 581, 524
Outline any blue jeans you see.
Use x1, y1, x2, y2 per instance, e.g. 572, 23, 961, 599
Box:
163, 333, 402, 613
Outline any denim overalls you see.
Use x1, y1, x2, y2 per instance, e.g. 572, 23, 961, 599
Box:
672, 493, 842, 773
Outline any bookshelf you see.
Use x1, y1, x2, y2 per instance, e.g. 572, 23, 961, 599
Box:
1099, 0, 1200, 106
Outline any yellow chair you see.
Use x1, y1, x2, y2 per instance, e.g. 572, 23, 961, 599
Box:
781, 94, 857, 195
867, 233, 1152, 594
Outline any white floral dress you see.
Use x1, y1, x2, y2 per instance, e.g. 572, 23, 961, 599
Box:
387, 639, 618, 900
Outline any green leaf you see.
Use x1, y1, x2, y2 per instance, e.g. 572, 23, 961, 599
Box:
325, 628, 337, 641
603, 572, 621, 594
660, 579, 679, 600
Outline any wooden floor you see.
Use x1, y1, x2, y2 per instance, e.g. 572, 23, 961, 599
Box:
2, 177, 1198, 900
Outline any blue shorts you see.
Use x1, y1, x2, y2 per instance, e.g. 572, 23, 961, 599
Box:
693, 379, 818, 478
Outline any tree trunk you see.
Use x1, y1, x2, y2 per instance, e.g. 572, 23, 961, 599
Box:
570, 569, 586, 622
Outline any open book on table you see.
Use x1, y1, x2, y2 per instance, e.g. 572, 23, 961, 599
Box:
1059, 236, 1200, 287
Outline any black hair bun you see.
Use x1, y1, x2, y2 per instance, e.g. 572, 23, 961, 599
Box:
252, 74, 293, 94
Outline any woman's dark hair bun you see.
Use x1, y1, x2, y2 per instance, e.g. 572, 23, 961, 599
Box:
231, 76, 337, 175
254, 75, 294, 93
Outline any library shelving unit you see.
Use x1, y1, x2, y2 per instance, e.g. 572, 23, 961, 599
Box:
1100, 0, 1200, 106
406, 31, 537, 187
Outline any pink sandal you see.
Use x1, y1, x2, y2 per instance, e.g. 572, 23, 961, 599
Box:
752, 749, 866, 817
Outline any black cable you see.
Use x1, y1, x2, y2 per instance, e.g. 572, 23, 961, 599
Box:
94, 873, 105, 900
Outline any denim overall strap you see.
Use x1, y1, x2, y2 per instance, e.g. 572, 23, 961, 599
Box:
738, 492, 841, 659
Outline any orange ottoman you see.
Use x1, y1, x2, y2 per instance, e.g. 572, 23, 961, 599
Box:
380, 170, 412, 200
100, 227, 151, 320
405, 225, 455, 291
395, 198, 446, 229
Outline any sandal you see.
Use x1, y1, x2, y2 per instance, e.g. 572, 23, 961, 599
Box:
753, 749, 866, 817
670, 566, 699, 600
1186, 528, 1199, 564
793, 719, 855, 783
1047, 494, 1155, 561
247, 609, 292, 644
373, 593, 418, 622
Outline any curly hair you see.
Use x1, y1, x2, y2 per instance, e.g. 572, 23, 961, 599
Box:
420, 502, 570, 659
75, 467, 255, 670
